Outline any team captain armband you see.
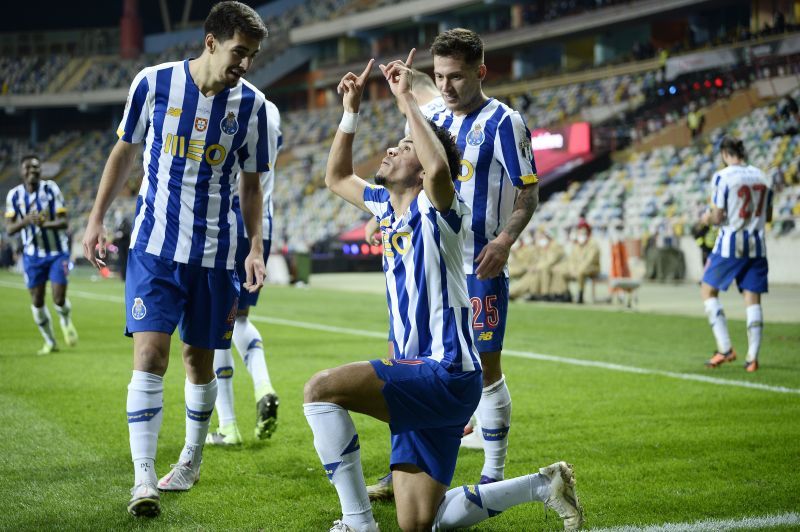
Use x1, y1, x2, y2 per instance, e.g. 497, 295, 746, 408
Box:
519, 174, 539, 185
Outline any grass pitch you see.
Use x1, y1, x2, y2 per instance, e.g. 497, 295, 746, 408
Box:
0, 270, 798, 531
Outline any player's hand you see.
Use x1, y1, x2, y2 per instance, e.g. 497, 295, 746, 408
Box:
243, 249, 266, 293
380, 49, 416, 100
475, 237, 512, 280
82, 218, 108, 269
337, 59, 375, 113
365, 226, 381, 246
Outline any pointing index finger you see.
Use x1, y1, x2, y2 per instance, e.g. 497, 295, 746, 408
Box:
405, 48, 416, 67
359, 59, 375, 81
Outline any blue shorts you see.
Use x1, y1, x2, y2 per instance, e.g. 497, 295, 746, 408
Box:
124, 249, 240, 349
235, 237, 271, 310
370, 357, 482, 486
702, 254, 768, 294
466, 274, 509, 353
23, 253, 71, 289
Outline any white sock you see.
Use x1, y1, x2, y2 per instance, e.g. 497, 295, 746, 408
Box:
233, 316, 274, 399
433, 473, 550, 529
703, 298, 732, 353
127, 370, 163, 485
31, 305, 56, 346
746, 304, 763, 362
179, 378, 217, 468
304, 402, 374, 529
53, 298, 72, 328
475, 376, 512, 481
213, 349, 237, 426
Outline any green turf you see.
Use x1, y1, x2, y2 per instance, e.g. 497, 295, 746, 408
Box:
0, 270, 798, 531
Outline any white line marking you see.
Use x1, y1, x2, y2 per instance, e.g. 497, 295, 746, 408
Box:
2, 279, 798, 395
592, 511, 800, 531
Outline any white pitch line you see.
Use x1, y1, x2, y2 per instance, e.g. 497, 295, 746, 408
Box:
591, 511, 800, 531
2, 279, 799, 395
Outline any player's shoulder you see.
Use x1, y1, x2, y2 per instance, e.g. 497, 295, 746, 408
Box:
6, 183, 23, 200
240, 77, 268, 105
263, 98, 281, 121
135, 60, 182, 82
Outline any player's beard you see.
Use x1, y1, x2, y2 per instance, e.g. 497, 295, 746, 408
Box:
374, 173, 387, 186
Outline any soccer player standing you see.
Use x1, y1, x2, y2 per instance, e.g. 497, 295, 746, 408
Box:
207, 99, 282, 446
701, 136, 772, 372
81, 1, 270, 517
427, 29, 539, 484
305, 52, 581, 532
5, 154, 78, 355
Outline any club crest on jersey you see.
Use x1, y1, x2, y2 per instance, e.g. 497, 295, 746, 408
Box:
131, 297, 147, 320
194, 117, 208, 132
466, 124, 485, 146
220, 112, 239, 135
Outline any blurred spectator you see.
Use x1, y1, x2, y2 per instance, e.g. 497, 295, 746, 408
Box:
509, 228, 566, 301
687, 102, 705, 139
552, 220, 601, 304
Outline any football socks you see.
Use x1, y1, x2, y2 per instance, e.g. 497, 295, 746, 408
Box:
476, 375, 512, 481
233, 316, 274, 399
434, 473, 549, 528
746, 304, 763, 363
213, 348, 237, 426
703, 297, 732, 354
127, 370, 163, 485
31, 304, 56, 347
304, 402, 375, 530
179, 378, 217, 467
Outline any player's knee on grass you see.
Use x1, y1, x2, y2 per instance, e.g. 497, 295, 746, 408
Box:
397, 513, 436, 532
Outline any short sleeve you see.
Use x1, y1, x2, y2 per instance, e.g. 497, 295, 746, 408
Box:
239, 100, 271, 173
363, 186, 391, 219
418, 190, 470, 234
48, 181, 67, 214
494, 111, 538, 187
5, 190, 16, 220
117, 68, 151, 144
711, 173, 726, 209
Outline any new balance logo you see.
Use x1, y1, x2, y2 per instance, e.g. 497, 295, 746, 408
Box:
477, 331, 494, 341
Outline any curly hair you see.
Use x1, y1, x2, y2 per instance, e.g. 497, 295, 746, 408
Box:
428, 120, 463, 183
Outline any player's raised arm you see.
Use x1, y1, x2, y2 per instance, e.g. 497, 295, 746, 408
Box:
325, 59, 375, 213
382, 49, 455, 212
82, 139, 140, 268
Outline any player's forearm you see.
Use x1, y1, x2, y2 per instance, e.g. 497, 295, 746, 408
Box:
498, 184, 539, 245
325, 128, 356, 190
6, 218, 28, 235
239, 176, 263, 249
41, 217, 68, 230
89, 142, 137, 224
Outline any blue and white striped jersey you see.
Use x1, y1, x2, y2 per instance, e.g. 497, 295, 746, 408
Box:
710, 164, 772, 258
363, 186, 481, 374
118, 60, 271, 269
5, 180, 69, 258
430, 98, 538, 275
404, 95, 447, 136
233, 99, 282, 242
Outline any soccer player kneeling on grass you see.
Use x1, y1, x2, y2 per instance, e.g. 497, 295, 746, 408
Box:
303, 51, 583, 532
82, 1, 271, 517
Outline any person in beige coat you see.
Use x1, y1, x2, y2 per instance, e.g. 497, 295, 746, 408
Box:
552, 220, 600, 303
509, 228, 565, 300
